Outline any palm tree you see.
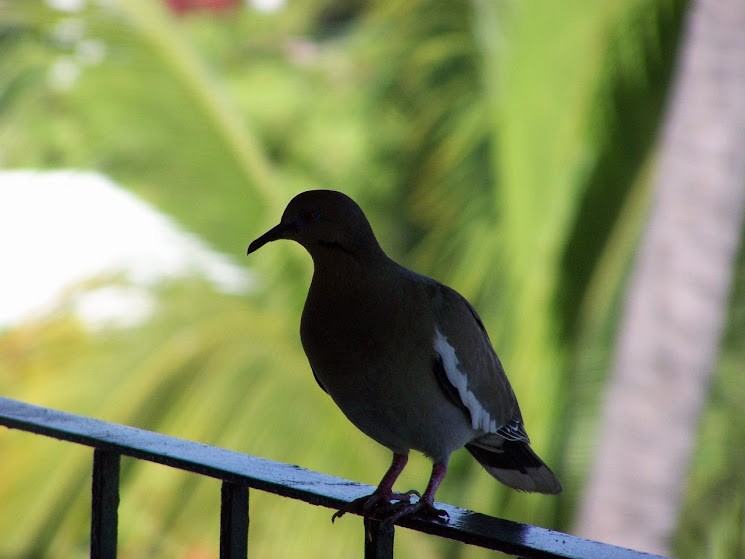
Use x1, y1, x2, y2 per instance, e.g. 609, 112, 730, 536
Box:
576, 0, 745, 554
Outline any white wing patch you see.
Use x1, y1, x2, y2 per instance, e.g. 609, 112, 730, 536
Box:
433, 326, 497, 432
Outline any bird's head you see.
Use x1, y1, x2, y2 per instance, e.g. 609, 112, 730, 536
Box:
247, 190, 383, 260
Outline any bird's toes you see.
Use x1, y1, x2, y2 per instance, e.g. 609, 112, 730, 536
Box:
332, 491, 393, 523
332, 490, 448, 527
419, 502, 449, 523
332, 495, 367, 523
390, 489, 420, 503
379, 500, 450, 528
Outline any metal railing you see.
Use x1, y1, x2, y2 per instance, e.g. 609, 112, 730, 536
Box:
0, 397, 667, 559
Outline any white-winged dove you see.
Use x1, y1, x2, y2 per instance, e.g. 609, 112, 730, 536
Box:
247, 190, 561, 524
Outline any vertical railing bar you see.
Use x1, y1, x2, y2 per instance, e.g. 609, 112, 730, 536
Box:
91, 449, 121, 559
364, 519, 394, 559
220, 481, 249, 559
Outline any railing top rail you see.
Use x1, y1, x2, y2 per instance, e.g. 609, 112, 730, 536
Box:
0, 397, 666, 559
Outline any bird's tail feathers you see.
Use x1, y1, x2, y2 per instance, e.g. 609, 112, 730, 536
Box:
466, 438, 562, 495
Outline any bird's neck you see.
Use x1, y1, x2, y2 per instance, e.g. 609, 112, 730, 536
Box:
308, 247, 394, 293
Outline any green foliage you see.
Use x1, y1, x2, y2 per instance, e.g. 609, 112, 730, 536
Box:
675, 240, 745, 559
1, 0, 743, 557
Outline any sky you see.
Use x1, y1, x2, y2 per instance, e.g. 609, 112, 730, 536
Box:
0, 170, 252, 329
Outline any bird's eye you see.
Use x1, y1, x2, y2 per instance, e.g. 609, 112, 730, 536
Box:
301, 209, 318, 222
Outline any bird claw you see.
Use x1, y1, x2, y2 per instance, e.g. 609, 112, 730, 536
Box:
331, 495, 368, 523
331, 489, 418, 523
392, 489, 421, 501
331, 489, 449, 528
378, 500, 450, 528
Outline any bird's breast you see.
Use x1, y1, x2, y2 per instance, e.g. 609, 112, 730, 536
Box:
299, 277, 475, 458
300, 282, 415, 385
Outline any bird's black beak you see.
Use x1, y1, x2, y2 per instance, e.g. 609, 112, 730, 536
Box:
246, 221, 296, 255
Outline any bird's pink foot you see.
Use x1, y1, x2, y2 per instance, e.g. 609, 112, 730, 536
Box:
331, 489, 419, 523
378, 497, 449, 527
332, 490, 449, 529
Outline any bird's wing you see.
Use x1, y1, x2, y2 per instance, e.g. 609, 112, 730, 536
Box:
429, 281, 527, 441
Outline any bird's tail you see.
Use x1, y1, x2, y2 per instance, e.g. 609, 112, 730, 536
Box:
466, 437, 562, 495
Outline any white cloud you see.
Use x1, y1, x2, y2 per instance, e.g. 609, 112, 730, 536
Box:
248, 0, 286, 13
70, 285, 155, 329
0, 170, 252, 329
46, 0, 86, 13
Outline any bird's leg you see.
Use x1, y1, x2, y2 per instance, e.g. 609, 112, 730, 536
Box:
377, 453, 420, 504
378, 461, 450, 527
332, 453, 411, 522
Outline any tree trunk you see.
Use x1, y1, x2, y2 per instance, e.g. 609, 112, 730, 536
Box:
575, 0, 745, 554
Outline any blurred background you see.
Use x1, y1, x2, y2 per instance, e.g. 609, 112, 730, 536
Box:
1, 0, 744, 557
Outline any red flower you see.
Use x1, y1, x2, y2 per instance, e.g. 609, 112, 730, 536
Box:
164, 0, 240, 15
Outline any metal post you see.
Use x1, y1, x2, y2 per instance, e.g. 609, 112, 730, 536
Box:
91, 449, 120, 559
364, 519, 394, 559
220, 481, 249, 559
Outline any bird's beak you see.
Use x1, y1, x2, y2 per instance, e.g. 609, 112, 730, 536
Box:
246, 221, 296, 255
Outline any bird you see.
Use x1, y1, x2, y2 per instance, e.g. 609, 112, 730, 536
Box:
246, 190, 561, 525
